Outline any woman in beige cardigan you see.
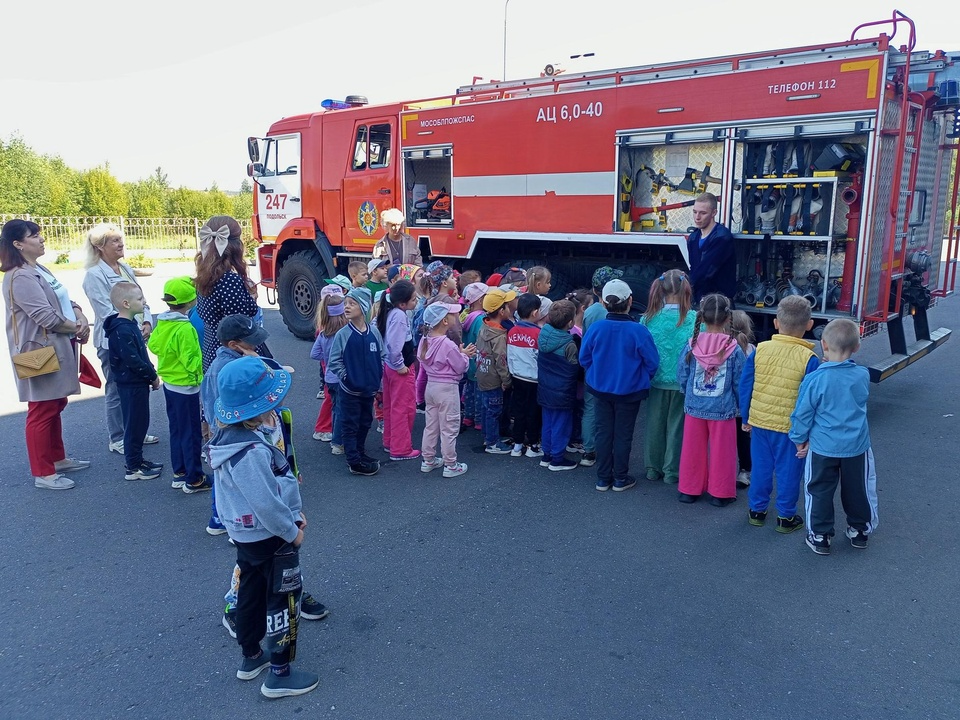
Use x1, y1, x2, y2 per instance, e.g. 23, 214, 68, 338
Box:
1, 220, 91, 490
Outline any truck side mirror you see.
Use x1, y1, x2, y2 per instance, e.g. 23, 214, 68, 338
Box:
247, 137, 261, 163
247, 162, 264, 178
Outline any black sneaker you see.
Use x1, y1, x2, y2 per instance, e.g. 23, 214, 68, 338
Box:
222, 609, 237, 638
579, 452, 597, 467
261, 667, 320, 699
237, 652, 269, 680
776, 514, 804, 534
748, 510, 767, 527
349, 461, 379, 476
182, 475, 213, 494
300, 593, 330, 620
710, 496, 736, 507
548, 458, 579, 472
845, 527, 869, 549
678, 493, 700, 504
124, 461, 163, 481
806, 533, 831, 555
612, 476, 637, 492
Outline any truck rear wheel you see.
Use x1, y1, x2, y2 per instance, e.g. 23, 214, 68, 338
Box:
277, 249, 328, 340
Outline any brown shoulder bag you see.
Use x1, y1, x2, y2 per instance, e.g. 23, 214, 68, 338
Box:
9, 279, 61, 380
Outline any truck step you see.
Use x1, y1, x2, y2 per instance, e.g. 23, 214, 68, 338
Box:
868, 327, 951, 383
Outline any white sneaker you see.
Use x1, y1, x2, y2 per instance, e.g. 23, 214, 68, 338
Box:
736, 470, 751, 488
313, 432, 333, 442
510, 443, 524, 457
443, 462, 468, 478
34, 473, 75, 490
420, 458, 444, 473
54, 458, 91, 472
525, 444, 544, 458
330, 444, 344, 455
143, 434, 160, 445
108, 440, 124, 454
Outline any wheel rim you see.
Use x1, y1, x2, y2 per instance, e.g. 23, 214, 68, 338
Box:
293, 277, 314, 316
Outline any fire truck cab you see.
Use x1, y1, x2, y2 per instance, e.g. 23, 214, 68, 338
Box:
248, 11, 957, 381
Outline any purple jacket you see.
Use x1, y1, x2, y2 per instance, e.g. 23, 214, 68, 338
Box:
420, 334, 469, 384
310, 332, 340, 386
384, 307, 411, 371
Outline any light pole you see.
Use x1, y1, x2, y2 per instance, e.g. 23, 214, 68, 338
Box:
503, 0, 511, 81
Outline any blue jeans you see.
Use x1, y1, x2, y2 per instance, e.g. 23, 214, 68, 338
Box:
478, 388, 504, 446
327, 383, 344, 446
541, 407, 573, 463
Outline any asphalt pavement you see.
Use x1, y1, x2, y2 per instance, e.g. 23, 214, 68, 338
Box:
0, 263, 957, 719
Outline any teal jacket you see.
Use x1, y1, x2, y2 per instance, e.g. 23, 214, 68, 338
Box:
147, 311, 203, 388
641, 305, 696, 390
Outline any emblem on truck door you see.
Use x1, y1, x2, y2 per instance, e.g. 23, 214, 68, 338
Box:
358, 201, 379, 236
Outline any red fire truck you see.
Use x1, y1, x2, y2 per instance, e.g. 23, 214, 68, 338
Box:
247, 10, 956, 381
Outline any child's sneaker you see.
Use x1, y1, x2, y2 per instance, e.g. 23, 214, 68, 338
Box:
485, 441, 513, 454
300, 594, 330, 620
171, 472, 186, 489
222, 609, 238, 638
125, 461, 163, 481
389, 450, 421, 461
260, 667, 320, 699
845, 526, 869, 549
313, 432, 332, 442
596, 478, 613, 492
539, 459, 551, 468
377, 420, 384, 433
776, 514, 804, 534
237, 652, 270, 680
525, 444, 544, 458
316, 388, 324, 400
206, 519, 227, 536
443, 462, 468, 478
420, 458, 444, 473
579, 452, 597, 467
330, 443, 344, 455
736, 470, 751, 488
565, 442, 585, 454
183, 475, 213, 494
806, 533, 831, 555
613, 476, 637, 492
748, 510, 767, 527
549, 458, 579, 472
510, 443, 524, 457
349, 461, 380, 476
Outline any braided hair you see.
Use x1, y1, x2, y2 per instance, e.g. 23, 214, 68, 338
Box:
686, 293, 734, 363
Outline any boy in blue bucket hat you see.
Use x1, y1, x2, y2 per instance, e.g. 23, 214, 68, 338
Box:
208, 356, 320, 699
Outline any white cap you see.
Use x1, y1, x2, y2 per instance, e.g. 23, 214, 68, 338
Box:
602, 279, 632, 301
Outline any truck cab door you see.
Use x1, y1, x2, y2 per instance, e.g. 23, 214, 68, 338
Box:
342, 120, 396, 251
255, 133, 303, 241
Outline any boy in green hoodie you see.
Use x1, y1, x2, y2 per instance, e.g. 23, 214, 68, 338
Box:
148, 276, 210, 493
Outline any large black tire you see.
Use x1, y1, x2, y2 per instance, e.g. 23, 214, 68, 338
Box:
614, 261, 669, 314
277, 250, 328, 340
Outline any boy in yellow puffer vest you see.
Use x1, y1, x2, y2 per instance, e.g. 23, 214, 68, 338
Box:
739, 296, 819, 533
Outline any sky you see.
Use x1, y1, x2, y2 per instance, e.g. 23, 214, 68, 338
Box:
2, 0, 956, 192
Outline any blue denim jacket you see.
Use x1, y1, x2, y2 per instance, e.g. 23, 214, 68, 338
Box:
676, 342, 745, 420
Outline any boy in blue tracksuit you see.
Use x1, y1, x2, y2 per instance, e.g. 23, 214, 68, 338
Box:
579, 279, 660, 492
790, 318, 877, 556
536, 300, 580, 471
327, 288, 385, 476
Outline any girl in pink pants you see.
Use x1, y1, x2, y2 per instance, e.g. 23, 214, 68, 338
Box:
418, 303, 476, 478
376, 280, 420, 460
675, 294, 746, 506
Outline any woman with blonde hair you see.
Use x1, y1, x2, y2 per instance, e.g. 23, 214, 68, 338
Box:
195, 215, 267, 371
82, 222, 158, 453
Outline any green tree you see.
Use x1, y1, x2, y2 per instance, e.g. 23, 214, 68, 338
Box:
0, 135, 51, 214
42, 157, 82, 215
79, 165, 128, 216
233, 180, 254, 220
126, 177, 167, 217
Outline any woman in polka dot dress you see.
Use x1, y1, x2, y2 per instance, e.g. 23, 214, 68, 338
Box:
195, 216, 267, 372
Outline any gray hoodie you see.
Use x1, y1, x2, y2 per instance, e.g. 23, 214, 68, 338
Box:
208, 425, 302, 543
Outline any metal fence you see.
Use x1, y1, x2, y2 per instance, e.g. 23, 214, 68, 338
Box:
0, 215, 253, 255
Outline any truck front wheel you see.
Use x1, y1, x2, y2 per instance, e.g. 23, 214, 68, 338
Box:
277, 249, 328, 340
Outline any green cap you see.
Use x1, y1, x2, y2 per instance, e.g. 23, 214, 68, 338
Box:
162, 276, 197, 305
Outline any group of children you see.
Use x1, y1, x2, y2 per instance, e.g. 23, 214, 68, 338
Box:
310, 259, 878, 557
